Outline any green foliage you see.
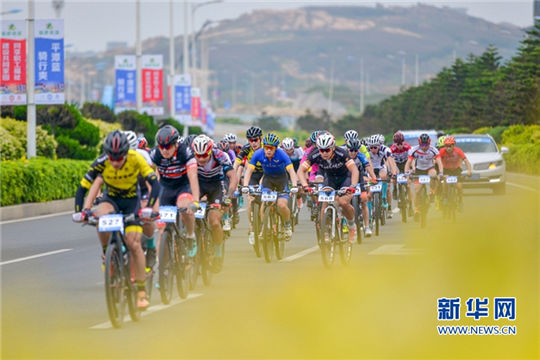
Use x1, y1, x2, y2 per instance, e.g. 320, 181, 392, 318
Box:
296, 110, 331, 132
0, 158, 90, 206
56, 135, 97, 160
117, 111, 158, 146
70, 118, 100, 147
0, 118, 57, 160
36, 104, 83, 133
157, 118, 184, 134
81, 102, 116, 123
0, 105, 27, 120
255, 112, 283, 132
501, 125, 540, 174
188, 126, 203, 135
446, 127, 472, 135
216, 117, 243, 125
472, 125, 509, 143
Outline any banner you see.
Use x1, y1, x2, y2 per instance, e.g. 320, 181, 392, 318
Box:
174, 74, 191, 114
142, 54, 163, 115
1, 21, 27, 105
191, 87, 201, 120
114, 55, 136, 113
205, 107, 215, 135
34, 19, 64, 104
102, 85, 114, 109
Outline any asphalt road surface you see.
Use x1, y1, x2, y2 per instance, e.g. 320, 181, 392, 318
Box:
1, 177, 538, 359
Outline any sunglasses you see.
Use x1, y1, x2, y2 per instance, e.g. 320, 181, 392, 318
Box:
159, 143, 174, 150
264, 146, 276, 151
369, 146, 379, 149
349, 149, 359, 153
195, 152, 211, 159
445, 144, 454, 148
108, 154, 125, 162
319, 148, 332, 153
248, 138, 260, 143
420, 143, 430, 146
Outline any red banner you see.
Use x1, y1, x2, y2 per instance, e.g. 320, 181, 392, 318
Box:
1, 39, 26, 87
191, 87, 201, 119
202, 106, 207, 124
142, 69, 163, 102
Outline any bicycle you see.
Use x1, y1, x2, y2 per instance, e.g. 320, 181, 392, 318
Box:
86, 212, 157, 328
157, 205, 190, 304
313, 186, 352, 268
395, 174, 413, 223
440, 175, 460, 222
410, 174, 438, 228
366, 181, 384, 236
245, 185, 262, 258
351, 184, 364, 244
287, 186, 300, 232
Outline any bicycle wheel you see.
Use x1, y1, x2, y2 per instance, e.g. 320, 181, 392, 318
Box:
126, 253, 141, 322
419, 187, 428, 228
399, 185, 407, 223
352, 197, 363, 244
338, 217, 352, 265
320, 210, 335, 268
175, 235, 189, 299
251, 202, 262, 258
158, 228, 175, 304
201, 225, 213, 286
104, 241, 126, 328
274, 213, 285, 261
373, 194, 380, 236
262, 206, 274, 263
288, 196, 295, 232
189, 223, 202, 290
447, 185, 457, 222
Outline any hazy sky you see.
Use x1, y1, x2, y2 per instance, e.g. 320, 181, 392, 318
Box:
1, 0, 535, 52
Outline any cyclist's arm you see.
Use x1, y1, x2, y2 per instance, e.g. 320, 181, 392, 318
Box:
435, 156, 444, 175
286, 164, 298, 187
346, 160, 359, 186
225, 168, 237, 197
145, 172, 160, 210
243, 165, 255, 187
404, 157, 413, 173
386, 156, 399, 176
82, 175, 104, 210
463, 157, 472, 176
297, 160, 311, 187
186, 162, 200, 203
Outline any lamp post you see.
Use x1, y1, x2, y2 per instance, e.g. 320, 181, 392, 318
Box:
169, 0, 175, 118
26, 0, 36, 158
136, 0, 142, 113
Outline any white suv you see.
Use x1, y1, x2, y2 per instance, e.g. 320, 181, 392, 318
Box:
453, 134, 509, 195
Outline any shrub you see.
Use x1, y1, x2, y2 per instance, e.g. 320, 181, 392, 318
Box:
81, 102, 116, 123
473, 126, 509, 143
117, 111, 158, 146
501, 125, 540, 174
0, 105, 27, 120
56, 135, 97, 160
71, 118, 100, 147
0, 117, 57, 160
0, 158, 91, 206
36, 104, 83, 133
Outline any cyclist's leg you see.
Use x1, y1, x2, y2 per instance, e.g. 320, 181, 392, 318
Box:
205, 182, 225, 246
428, 167, 438, 194
174, 184, 195, 236
94, 199, 116, 250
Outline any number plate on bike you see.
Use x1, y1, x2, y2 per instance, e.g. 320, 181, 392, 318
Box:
194, 202, 207, 219
446, 176, 458, 184
261, 191, 277, 202
354, 185, 362, 196
318, 191, 335, 202
370, 184, 382, 192
419, 175, 431, 184
159, 206, 177, 223
98, 214, 124, 233
397, 174, 408, 184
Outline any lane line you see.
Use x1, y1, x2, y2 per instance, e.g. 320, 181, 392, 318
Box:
0, 211, 73, 225
368, 244, 422, 256
279, 246, 319, 262
507, 182, 539, 194
89, 293, 203, 329
0, 249, 72, 266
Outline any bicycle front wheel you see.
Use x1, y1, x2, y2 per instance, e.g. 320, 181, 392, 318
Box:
320, 210, 335, 268
104, 242, 126, 328
252, 202, 262, 258
274, 213, 285, 261
175, 235, 189, 299
262, 206, 275, 263
158, 228, 175, 304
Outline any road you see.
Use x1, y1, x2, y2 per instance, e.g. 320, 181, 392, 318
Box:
1, 179, 538, 359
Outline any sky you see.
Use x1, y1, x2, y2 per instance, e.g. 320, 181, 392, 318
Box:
1, 0, 536, 52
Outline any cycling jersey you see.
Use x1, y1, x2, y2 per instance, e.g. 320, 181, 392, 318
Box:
249, 148, 293, 176
369, 145, 392, 170
197, 148, 233, 182
439, 147, 466, 170
390, 142, 412, 164
225, 149, 236, 163
301, 146, 319, 182
305, 146, 354, 179
136, 148, 153, 197
235, 143, 263, 173
408, 145, 440, 171
150, 143, 197, 187
351, 152, 370, 172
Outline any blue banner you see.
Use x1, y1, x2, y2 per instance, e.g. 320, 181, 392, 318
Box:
114, 55, 136, 113
34, 19, 64, 104
102, 85, 114, 109
175, 84, 191, 113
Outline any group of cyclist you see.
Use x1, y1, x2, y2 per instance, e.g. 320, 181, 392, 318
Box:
73, 123, 472, 310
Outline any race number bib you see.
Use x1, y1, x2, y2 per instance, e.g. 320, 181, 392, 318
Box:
159, 206, 177, 223
370, 184, 382, 192
318, 191, 335, 202
419, 175, 431, 184
397, 174, 408, 184
261, 191, 277, 202
194, 202, 207, 219
98, 214, 124, 233
446, 176, 458, 184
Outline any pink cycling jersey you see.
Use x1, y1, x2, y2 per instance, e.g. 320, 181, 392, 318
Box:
301, 146, 319, 182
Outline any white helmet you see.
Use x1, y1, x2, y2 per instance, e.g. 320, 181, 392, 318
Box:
367, 135, 379, 147
224, 133, 237, 143
191, 135, 214, 155
377, 134, 385, 145
344, 130, 359, 142
316, 133, 335, 150
124, 130, 138, 150
282, 137, 294, 151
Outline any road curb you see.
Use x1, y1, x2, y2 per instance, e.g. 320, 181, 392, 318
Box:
0, 198, 74, 222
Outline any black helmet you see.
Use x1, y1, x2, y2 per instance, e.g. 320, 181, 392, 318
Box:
103, 130, 130, 158
418, 133, 431, 145
346, 138, 360, 151
246, 126, 262, 139
156, 125, 179, 147
185, 134, 198, 147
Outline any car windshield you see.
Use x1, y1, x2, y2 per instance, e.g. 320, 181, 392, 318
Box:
403, 134, 438, 146
455, 137, 498, 153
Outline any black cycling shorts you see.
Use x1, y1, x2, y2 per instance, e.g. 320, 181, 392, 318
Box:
101, 194, 141, 229
250, 171, 263, 186
443, 168, 462, 176
324, 175, 351, 190
261, 173, 289, 200
200, 180, 225, 205
159, 182, 192, 206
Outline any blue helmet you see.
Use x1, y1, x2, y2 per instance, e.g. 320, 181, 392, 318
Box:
263, 133, 280, 147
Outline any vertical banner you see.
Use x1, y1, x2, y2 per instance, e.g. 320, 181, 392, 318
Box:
34, 19, 64, 104
206, 107, 215, 135
191, 87, 201, 125
1, 21, 27, 105
114, 55, 136, 113
142, 54, 163, 115
201, 101, 207, 125
174, 74, 191, 114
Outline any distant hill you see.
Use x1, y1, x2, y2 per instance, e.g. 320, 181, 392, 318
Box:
69, 4, 525, 115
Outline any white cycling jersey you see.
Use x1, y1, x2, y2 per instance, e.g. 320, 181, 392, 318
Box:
408, 145, 440, 171
369, 145, 392, 170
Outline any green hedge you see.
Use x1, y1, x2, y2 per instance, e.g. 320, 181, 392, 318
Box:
0, 158, 91, 206
0, 118, 57, 160
500, 125, 540, 175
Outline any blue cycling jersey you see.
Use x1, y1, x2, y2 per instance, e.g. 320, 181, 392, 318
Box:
249, 148, 293, 176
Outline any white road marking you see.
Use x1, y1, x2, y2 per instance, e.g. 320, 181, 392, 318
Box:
279, 246, 319, 262
0, 249, 72, 266
89, 293, 203, 329
368, 244, 422, 256
0, 211, 73, 225
507, 182, 539, 194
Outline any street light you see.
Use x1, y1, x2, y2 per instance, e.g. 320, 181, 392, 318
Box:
0, 8, 22, 15
191, 0, 222, 86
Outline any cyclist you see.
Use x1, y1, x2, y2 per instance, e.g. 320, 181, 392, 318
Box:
367, 134, 398, 218
281, 137, 304, 172
390, 131, 413, 214
150, 125, 200, 256
242, 133, 299, 241
346, 138, 376, 236
404, 133, 444, 221
298, 132, 360, 243
300, 130, 323, 220
438, 136, 472, 210
234, 126, 264, 245
73, 130, 160, 309
225, 133, 241, 155
191, 135, 237, 270
218, 139, 240, 227
138, 136, 150, 151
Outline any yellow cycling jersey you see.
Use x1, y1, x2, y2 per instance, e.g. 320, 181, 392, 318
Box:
235, 143, 263, 172
80, 149, 155, 198
360, 144, 370, 159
